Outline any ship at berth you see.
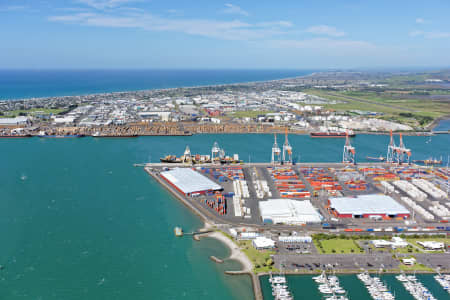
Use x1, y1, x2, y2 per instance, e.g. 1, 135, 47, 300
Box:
160, 142, 242, 164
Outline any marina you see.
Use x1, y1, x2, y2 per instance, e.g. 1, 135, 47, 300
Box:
262, 274, 450, 300
396, 272, 437, 300
269, 273, 293, 300
313, 271, 349, 299
358, 271, 395, 300
434, 273, 450, 294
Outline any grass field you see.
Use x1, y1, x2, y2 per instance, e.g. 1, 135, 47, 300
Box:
1, 108, 66, 118
399, 260, 434, 272
315, 238, 364, 254
229, 110, 274, 118
304, 88, 450, 128
238, 240, 278, 273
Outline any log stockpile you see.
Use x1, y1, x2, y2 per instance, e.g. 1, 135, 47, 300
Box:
32, 122, 307, 136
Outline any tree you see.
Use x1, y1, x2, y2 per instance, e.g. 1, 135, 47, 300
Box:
266, 258, 274, 266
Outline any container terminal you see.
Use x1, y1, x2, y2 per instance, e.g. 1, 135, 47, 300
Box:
140, 131, 450, 278
142, 132, 448, 229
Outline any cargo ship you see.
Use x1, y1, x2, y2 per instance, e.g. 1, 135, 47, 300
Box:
38, 134, 85, 138
92, 132, 137, 138
160, 155, 182, 163
0, 134, 31, 138
160, 146, 212, 164
366, 156, 386, 162
160, 143, 241, 164
37, 131, 85, 138
413, 158, 443, 165
310, 130, 355, 138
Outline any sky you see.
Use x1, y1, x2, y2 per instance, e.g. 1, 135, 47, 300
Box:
0, 0, 449, 69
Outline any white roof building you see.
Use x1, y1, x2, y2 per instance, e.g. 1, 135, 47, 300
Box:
160, 168, 222, 195
239, 232, 260, 240
417, 241, 445, 250
329, 194, 410, 217
371, 237, 408, 248
402, 258, 416, 265
371, 240, 393, 248
52, 116, 75, 124
0, 116, 29, 126
278, 236, 312, 243
252, 237, 275, 250
259, 199, 323, 225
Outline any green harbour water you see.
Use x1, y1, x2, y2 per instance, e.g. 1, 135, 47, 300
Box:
260, 274, 450, 300
1, 133, 449, 299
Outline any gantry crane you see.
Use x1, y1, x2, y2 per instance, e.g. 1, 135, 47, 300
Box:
282, 128, 292, 164
271, 133, 282, 164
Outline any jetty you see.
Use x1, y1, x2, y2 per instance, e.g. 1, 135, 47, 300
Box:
357, 271, 395, 300
396, 272, 436, 300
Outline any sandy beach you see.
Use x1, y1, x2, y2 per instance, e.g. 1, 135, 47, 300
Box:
206, 231, 253, 272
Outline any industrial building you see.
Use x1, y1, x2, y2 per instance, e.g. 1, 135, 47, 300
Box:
259, 199, 323, 225
328, 194, 410, 218
160, 168, 223, 196
0, 116, 30, 127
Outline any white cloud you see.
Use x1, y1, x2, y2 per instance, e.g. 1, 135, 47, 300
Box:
258, 21, 293, 28
410, 30, 450, 39
305, 25, 346, 37
223, 3, 248, 16
77, 0, 138, 10
415, 18, 425, 24
167, 9, 182, 15
48, 12, 291, 40
0, 5, 28, 12
271, 38, 374, 51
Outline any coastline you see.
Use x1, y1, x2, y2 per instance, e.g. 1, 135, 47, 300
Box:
0, 70, 313, 101
145, 167, 262, 299
203, 231, 253, 273
427, 114, 450, 131
201, 231, 263, 300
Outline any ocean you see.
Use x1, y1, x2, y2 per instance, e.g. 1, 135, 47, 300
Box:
0, 69, 312, 100
0, 134, 449, 299
434, 119, 450, 131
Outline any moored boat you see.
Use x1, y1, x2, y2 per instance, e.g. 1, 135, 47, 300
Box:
366, 156, 386, 161
412, 158, 443, 165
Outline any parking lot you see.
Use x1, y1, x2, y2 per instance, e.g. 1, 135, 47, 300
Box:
274, 253, 400, 271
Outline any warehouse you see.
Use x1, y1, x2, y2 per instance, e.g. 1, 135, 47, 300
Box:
0, 116, 30, 128
160, 168, 223, 196
328, 194, 410, 218
259, 199, 323, 225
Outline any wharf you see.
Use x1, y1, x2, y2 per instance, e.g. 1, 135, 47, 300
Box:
140, 162, 391, 168
141, 161, 449, 232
